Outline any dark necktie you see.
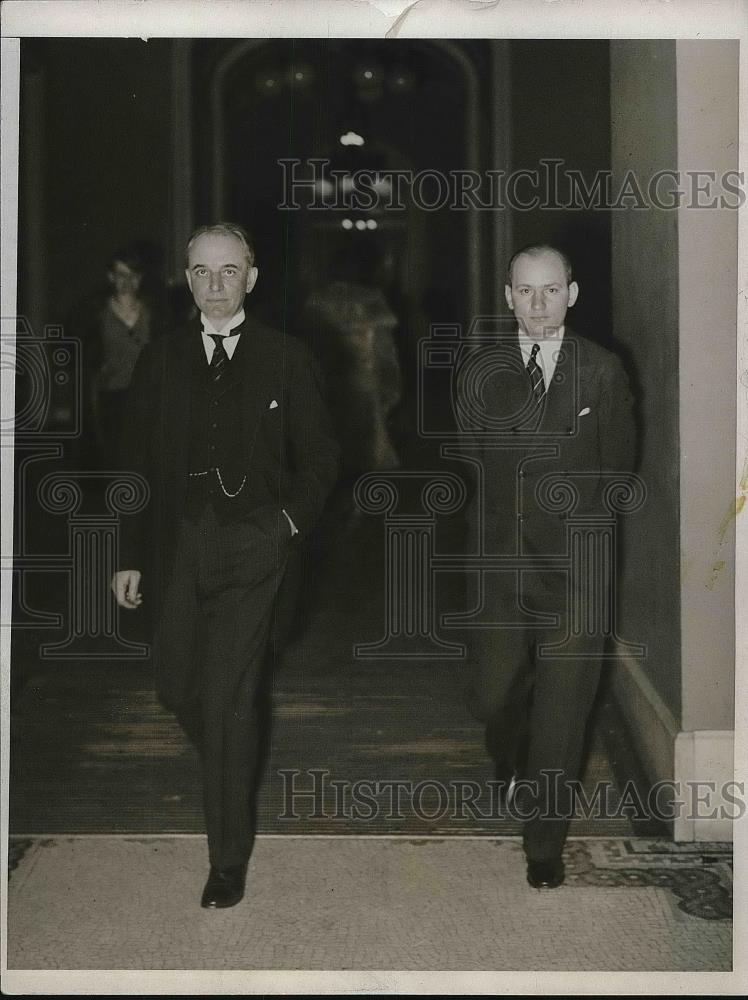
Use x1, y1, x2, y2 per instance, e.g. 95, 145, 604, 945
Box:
526, 342, 546, 402
208, 333, 230, 383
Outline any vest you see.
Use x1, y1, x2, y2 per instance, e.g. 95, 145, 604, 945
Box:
184, 344, 255, 521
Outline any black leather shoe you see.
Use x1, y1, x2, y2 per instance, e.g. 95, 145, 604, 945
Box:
200, 864, 247, 909
526, 857, 565, 889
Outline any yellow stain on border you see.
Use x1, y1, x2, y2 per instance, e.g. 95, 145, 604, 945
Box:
718, 495, 745, 544
740, 455, 748, 492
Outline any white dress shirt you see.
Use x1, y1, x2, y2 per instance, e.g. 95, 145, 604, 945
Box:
517, 325, 566, 393
200, 308, 245, 361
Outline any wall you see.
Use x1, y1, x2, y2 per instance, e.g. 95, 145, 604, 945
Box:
610, 41, 682, 737
610, 41, 738, 838
509, 40, 611, 339
676, 40, 737, 734
19, 38, 174, 326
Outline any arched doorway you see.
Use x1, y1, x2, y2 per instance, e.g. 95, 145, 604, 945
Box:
187, 39, 494, 336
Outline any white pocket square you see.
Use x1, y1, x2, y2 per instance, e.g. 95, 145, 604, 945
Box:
578, 407, 591, 417
269, 399, 279, 410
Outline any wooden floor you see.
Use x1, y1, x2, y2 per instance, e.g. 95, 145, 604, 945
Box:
9, 508, 657, 837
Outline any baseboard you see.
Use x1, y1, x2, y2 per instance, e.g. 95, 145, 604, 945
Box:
611, 658, 735, 842
673, 729, 736, 842
610, 656, 678, 786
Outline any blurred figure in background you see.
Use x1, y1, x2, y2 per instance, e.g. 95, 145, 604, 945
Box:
304, 280, 402, 474
72, 244, 162, 467
274, 242, 403, 642
301, 243, 403, 513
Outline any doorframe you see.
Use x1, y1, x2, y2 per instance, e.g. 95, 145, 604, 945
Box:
170, 39, 513, 318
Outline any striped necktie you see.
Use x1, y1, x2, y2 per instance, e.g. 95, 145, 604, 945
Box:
208, 334, 230, 383
526, 342, 546, 403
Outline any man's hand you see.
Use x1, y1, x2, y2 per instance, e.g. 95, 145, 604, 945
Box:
112, 570, 142, 609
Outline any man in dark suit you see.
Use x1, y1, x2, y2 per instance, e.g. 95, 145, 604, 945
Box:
112, 222, 338, 908
465, 244, 635, 888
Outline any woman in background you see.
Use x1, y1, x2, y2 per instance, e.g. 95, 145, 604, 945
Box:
76, 245, 156, 467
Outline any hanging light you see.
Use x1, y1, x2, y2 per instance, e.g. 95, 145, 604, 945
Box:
372, 175, 392, 197
313, 177, 335, 197
256, 72, 280, 96
353, 62, 384, 102
388, 68, 416, 93
354, 63, 382, 86
288, 64, 314, 88
340, 131, 365, 147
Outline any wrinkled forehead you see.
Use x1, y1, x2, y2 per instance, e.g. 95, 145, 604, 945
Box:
187, 232, 247, 269
510, 250, 567, 285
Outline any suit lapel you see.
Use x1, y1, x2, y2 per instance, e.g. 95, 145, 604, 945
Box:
537, 335, 573, 432
536, 330, 599, 434
479, 334, 531, 433
188, 318, 209, 384
162, 318, 203, 494
233, 314, 279, 463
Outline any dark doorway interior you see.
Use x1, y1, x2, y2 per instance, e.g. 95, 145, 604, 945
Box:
193, 39, 490, 335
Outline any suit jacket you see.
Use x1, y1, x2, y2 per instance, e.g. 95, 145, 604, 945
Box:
466, 329, 635, 594
117, 313, 339, 599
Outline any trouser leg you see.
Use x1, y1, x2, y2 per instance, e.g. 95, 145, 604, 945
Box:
196, 508, 289, 869
520, 617, 605, 860
466, 575, 535, 767
468, 558, 610, 857
197, 588, 278, 868
152, 517, 202, 728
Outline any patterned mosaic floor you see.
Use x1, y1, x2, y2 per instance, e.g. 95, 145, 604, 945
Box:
6, 835, 732, 973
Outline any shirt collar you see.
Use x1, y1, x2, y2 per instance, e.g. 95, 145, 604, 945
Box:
517, 324, 565, 353
201, 308, 246, 339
